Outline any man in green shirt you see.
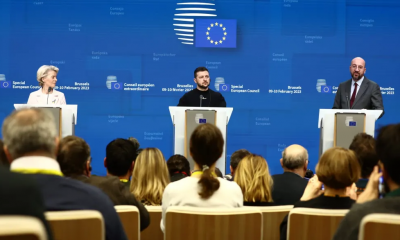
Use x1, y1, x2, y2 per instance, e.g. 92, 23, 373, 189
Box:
333, 124, 400, 240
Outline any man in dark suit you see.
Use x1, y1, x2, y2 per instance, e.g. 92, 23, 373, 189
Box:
333, 57, 384, 118
272, 144, 309, 205
0, 166, 53, 240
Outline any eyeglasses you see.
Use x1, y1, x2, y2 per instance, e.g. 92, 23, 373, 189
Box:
351, 65, 364, 70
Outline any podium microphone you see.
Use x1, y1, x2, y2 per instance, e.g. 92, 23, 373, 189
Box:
200, 95, 203, 107
346, 95, 349, 109
47, 87, 52, 104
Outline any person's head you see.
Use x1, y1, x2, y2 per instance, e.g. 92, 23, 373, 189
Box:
105, 138, 138, 178
190, 123, 224, 199
57, 136, 91, 177
127, 137, 140, 150
2, 108, 58, 161
167, 154, 190, 177
234, 154, 273, 202
349, 133, 378, 179
37, 65, 59, 89
316, 147, 360, 190
194, 66, 210, 90
0, 139, 10, 168
280, 144, 309, 177
349, 57, 366, 81
214, 167, 223, 178
130, 148, 170, 205
376, 124, 400, 192
230, 149, 251, 175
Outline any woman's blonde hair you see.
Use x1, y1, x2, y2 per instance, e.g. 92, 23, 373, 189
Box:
130, 148, 170, 205
37, 65, 59, 87
316, 147, 361, 189
234, 154, 273, 202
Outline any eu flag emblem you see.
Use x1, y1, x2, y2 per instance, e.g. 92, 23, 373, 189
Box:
199, 119, 207, 123
111, 82, 123, 90
195, 19, 237, 48
321, 86, 331, 93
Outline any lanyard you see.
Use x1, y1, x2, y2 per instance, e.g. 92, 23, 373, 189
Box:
12, 168, 63, 176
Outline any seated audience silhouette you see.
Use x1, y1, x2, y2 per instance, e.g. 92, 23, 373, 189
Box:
235, 154, 274, 206
280, 147, 360, 240
334, 124, 400, 240
348, 133, 379, 196
167, 154, 190, 182
130, 148, 170, 206
2, 108, 127, 240
0, 140, 10, 168
161, 123, 243, 232
225, 149, 250, 181
272, 144, 309, 205
57, 135, 150, 231
105, 138, 139, 187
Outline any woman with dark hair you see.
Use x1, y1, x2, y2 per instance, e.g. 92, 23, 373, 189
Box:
167, 154, 191, 182
160, 123, 243, 232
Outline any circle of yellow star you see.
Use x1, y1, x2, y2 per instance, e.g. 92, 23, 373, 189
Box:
206, 23, 227, 46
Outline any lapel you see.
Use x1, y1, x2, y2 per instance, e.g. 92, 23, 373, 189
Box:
352, 77, 369, 109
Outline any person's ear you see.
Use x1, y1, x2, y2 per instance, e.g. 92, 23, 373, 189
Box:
280, 158, 284, 168
103, 157, 107, 168
3, 146, 13, 163
129, 161, 135, 173
54, 137, 60, 155
85, 160, 92, 177
304, 160, 309, 171
230, 166, 233, 175
194, 77, 197, 84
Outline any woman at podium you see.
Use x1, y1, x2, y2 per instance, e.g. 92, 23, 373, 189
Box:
27, 65, 66, 105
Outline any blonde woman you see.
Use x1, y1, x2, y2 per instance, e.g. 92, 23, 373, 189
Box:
235, 154, 274, 206
27, 65, 66, 105
130, 148, 170, 206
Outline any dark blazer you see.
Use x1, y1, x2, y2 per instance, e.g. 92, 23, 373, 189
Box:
332, 77, 384, 118
280, 195, 355, 240
0, 167, 53, 240
74, 175, 150, 231
272, 172, 308, 206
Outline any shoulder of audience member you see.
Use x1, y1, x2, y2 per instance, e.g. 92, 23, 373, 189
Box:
63, 177, 116, 204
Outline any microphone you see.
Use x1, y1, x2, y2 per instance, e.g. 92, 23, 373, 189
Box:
346, 95, 349, 109
200, 95, 203, 107
47, 87, 52, 104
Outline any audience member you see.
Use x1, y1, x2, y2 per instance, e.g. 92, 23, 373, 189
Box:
349, 133, 379, 195
161, 123, 243, 232
128, 136, 143, 157
130, 148, 170, 206
215, 167, 223, 178
280, 147, 360, 240
167, 154, 190, 182
235, 154, 274, 206
105, 138, 139, 187
226, 149, 250, 181
2, 108, 127, 240
272, 144, 309, 205
0, 166, 53, 240
0, 140, 9, 168
57, 135, 150, 231
333, 124, 400, 240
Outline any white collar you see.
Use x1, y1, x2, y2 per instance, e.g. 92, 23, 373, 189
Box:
352, 76, 364, 86
10, 156, 62, 172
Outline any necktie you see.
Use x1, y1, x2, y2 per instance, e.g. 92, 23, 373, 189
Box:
350, 82, 358, 108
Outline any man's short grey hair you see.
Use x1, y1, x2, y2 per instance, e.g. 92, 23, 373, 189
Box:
2, 108, 57, 159
281, 147, 308, 170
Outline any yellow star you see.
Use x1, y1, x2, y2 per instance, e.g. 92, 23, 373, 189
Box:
223, 37, 226, 40
220, 24, 223, 27
206, 32, 209, 35
224, 32, 227, 35
207, 27, 210, 30
223, 27, 226, 31
211, 24, 214, 27
219, 40, 222, 43
215, 22, 218, 25
207, 36, 210, 40
210, 40, 213, 43
215, 42, 218, 45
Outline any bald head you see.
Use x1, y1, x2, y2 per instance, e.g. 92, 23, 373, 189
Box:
351, 57, 366, 67
2, 108, 58, 159
281, 144, 308, 170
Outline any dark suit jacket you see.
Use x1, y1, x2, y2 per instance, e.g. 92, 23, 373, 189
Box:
0, 167, 53, 240
74, 175, 150, 231
271, 172, 308, 206
333, 77, 384, 118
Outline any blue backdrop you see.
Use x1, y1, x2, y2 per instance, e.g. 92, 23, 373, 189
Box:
0, 0, 398, 175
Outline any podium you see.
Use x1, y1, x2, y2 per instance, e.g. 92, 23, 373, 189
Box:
14, 104, 78, 137
169, 107, 233, 174
318, 109, 382, 156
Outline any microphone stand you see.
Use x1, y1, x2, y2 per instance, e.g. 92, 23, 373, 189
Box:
200, 95, 203, 107
47, 87, 52, 104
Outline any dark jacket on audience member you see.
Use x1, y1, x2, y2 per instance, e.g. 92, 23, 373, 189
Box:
170, 173, 188, 182
0, 167, 53, 240
280, 194, 355, 240
74, 175, 150, 231
272, 172, 308, 205
333, 188, 400, 240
